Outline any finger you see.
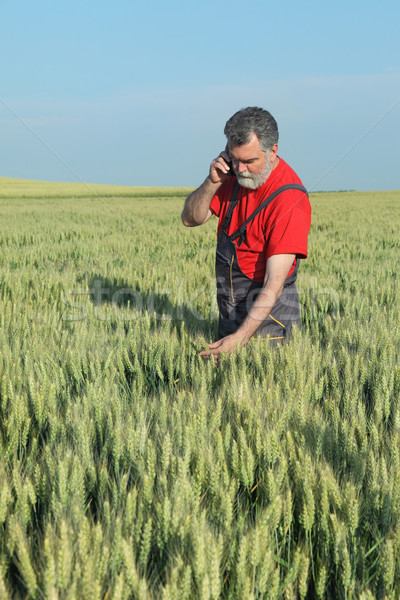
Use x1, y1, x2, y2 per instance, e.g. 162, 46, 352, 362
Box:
199, 348, 220, 358
212, 157, 230, 173
200, 352, 219, 367
207, 340, 222, 349
199, 350, 211, 358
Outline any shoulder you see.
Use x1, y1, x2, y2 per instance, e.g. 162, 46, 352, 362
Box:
269, 158, 311, 213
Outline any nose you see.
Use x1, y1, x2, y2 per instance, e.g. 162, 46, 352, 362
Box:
233, 160, 247, 173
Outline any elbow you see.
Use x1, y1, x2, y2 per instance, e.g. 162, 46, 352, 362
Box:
181, 212, 194, 227
181, 207, 201, 227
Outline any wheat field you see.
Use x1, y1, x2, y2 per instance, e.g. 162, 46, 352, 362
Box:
0, 177, 399, 599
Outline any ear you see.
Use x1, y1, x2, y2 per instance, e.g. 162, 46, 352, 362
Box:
268, 144, 278, 163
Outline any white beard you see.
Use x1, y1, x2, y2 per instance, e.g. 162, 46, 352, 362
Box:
235, 161, 273, 190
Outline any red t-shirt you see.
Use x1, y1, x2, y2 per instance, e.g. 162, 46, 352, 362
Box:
210, 157, 311, 282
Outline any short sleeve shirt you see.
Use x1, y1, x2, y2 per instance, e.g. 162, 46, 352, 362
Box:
209, 157, 311, 282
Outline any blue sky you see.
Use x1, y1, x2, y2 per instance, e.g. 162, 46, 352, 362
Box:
1, 0, 399, 190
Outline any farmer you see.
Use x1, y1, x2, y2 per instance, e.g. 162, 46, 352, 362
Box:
181, 107, 311, 361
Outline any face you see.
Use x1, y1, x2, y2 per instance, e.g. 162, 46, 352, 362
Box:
228, 134, 277, 190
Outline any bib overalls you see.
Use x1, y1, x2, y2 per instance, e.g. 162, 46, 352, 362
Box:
215, 181, 308, 342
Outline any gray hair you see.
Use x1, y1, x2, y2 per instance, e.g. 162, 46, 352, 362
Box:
224, 107, 279, 152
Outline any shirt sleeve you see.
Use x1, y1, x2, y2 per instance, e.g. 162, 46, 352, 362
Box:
265, 195, 311, 259
209, 194, 221, 216
209, 178, 235, 217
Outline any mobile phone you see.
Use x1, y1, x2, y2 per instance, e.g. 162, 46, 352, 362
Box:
225, 144, 235, 176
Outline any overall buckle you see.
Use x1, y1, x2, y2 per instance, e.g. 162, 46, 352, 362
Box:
237, 229, 246, 246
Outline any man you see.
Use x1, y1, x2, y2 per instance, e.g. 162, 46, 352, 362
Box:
181, 107, 311, 361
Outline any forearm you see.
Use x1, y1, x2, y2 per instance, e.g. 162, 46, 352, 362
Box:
236, 284, 282, 344
181, 177, 221, 227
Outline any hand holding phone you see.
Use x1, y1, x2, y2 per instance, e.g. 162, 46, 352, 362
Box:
208, 147, 235, 184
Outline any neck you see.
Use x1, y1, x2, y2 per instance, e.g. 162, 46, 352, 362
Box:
271, 156, 280, 171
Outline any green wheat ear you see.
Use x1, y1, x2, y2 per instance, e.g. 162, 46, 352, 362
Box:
190, 337, 210, 352
1, 182, 399, 597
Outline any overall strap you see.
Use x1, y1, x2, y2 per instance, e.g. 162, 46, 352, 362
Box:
221, 180, 240, 233
230, 184, 308, 244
